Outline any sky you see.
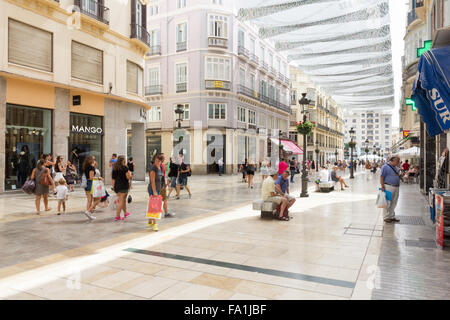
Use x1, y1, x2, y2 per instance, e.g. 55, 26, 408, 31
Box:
389, 0, 409, 128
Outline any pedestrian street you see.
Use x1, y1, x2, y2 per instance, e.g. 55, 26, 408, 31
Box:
1, 170, 447, 300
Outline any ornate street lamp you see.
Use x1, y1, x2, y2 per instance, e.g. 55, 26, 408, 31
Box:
365, 138, 369, 162
315, 139, 320, 172
334, 149, 338, 162
278, 129, 283, 163
175, 104, 184, 129
349, 127, 356, 179
298, 93, 311, 198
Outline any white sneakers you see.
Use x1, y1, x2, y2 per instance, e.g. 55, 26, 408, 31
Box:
84, 211, 96, 220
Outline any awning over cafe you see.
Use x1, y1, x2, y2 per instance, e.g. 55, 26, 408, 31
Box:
271, 138, 304, 155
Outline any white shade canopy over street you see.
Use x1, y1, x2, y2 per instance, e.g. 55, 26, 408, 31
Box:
238, 0, 394, 110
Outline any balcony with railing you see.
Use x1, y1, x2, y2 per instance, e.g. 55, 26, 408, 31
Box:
176, 41, 187, 52
75, 0, 109, 25
208, 37, 228, 48
237, 85, 259, 100
269, 67, 277, 77
146, 45, 161, 56
205, 80, 231, 91
145, 85, 162, 96
238, 46, 249, 59
176, 83, 187, 93
260, 61, 269, 72
249, 53, 259, 66
131, 24, 150, 47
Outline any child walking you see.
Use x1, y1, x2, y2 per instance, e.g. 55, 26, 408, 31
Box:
56, 178, 68, 215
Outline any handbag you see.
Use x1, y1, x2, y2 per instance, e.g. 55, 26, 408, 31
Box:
22, 179, 36, 195
91, 179, 103, 198
41, 168, 52, 186
147, 195, 163, 220
127, 195, 132, 203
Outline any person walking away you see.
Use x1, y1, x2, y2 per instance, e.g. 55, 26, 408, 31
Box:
82, 155, 96, 220
54, 156, 66, 187
176, 158, 192, 199
260, 161, 268, 183
160, 153, 175, 217
148, 154, 164, 231
275, 170, 296, 214
247, 160, 256, 189
111, 155, 132, 221
167, 156, 179, 198
331, 166, 349, 190
30, 160, 53, 215
262, 171, 290, 221
289, 157, 297, 183
109, 154, 117, 168
64, 160, 77, 192
278, 158, 288, 175
127, 157, 134, 189
218, 157, 224, 176
56, 178, 68, 215
380, 156, 401, 223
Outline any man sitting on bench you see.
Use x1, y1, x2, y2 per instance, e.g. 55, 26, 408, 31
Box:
262, 170, 290, 221
275, 170, 296, 214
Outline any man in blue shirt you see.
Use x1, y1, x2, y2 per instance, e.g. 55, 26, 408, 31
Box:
380, 156, 401, 223
275, 170, 296, 210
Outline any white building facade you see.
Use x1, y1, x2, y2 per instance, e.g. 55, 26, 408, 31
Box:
142, 0, 291, 174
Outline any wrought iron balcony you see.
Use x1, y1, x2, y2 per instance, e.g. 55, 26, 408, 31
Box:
205, 80, 231, 91
131, 24, 150, 47
176, 83, 187, 93
145, 85, 162, 96
249, 53, 259, 65
269, 67, 277, 76
237, 85, 259, 100
146, 45, 161, 56
208, 37, 228, 48
238, 46, 249, 59
177, 41, 187, 52
74, 0, 109, 25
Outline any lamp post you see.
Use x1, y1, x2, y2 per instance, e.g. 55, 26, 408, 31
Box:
365, 139, 369, 163
278, 129, 282, 163
335, 149, 338, 162
299, 93, 310, 198
315, 139, 319, 172
349, 127, 355, 179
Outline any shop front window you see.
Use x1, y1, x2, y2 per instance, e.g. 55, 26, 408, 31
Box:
5, 104, 52, 190
69, 113, 103, 176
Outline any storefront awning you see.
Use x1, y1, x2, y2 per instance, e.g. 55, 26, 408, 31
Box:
397, 147, 420, 158
411, 45, 450, 137
271, 138, 304, 155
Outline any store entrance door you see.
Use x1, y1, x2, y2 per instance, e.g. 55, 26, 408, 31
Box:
207, 134, 225, 174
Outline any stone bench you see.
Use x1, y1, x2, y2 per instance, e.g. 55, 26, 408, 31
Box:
252, 199, 278, 218
318, 181, 335, 193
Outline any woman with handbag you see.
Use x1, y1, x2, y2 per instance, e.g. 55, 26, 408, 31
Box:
30, 160, 53, 215
82, 155, 97, 220
148, 154, 164, 231
112, 155, 132, 221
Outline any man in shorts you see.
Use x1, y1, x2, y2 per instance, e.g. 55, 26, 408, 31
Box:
176, 157, 192, 199
275, 170, 296, 209
262, 170, 290, 220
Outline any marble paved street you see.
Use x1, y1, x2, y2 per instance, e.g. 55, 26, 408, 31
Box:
0, 170, 448, 300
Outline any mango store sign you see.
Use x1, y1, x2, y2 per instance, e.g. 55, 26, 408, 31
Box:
71, 125, 103, 134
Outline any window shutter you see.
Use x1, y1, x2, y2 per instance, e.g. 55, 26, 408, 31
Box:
71, 41, 103, 84
142, 4, 147, 29
131, 0, 136, 38
8, 19, 52, 72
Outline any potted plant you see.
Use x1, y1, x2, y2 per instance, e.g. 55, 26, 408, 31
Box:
296, 120, 314, 136
348, 141, 356, 149
365, 148, 370, 154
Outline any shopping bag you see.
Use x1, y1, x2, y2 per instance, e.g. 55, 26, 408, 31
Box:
22, 179, 36, 195
100, 181, 107, 198
109, 194, 118, 210
91, 179, 103, 198
81, 174, 87, 188
147, 195, 163, 220
376, 190, 388, 208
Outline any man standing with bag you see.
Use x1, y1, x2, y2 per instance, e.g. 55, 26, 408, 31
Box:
380, 156, 401, 223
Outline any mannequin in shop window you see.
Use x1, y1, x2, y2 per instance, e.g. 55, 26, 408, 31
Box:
17, 145, 33, 188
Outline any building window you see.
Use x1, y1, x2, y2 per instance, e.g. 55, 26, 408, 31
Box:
8, 19, 53, 72
238, 29, 245, 47
208, 14, 228, 38
212, 0, 223, 4
72, 41, 103, 84
238, 107, 246, 122
259, 113, 266, 127
174, 104, 189, 120
127, 60, 143, 95
177, 0, 186, 9
149, 3, 159, 15
361, 119, 365, 122
176, 63, 188, 92
208, 103, 226, 120
260, 46, 265, 62
248, 110, 256, 124
147, 66, 160, 86
249, 73, 255, 90
385, 124, 390, 128
239, 67, 245, 86
249, 38, 255, 55
147, 106, 161, 122
205, 57, 230, 81
176, 22, 187, 51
